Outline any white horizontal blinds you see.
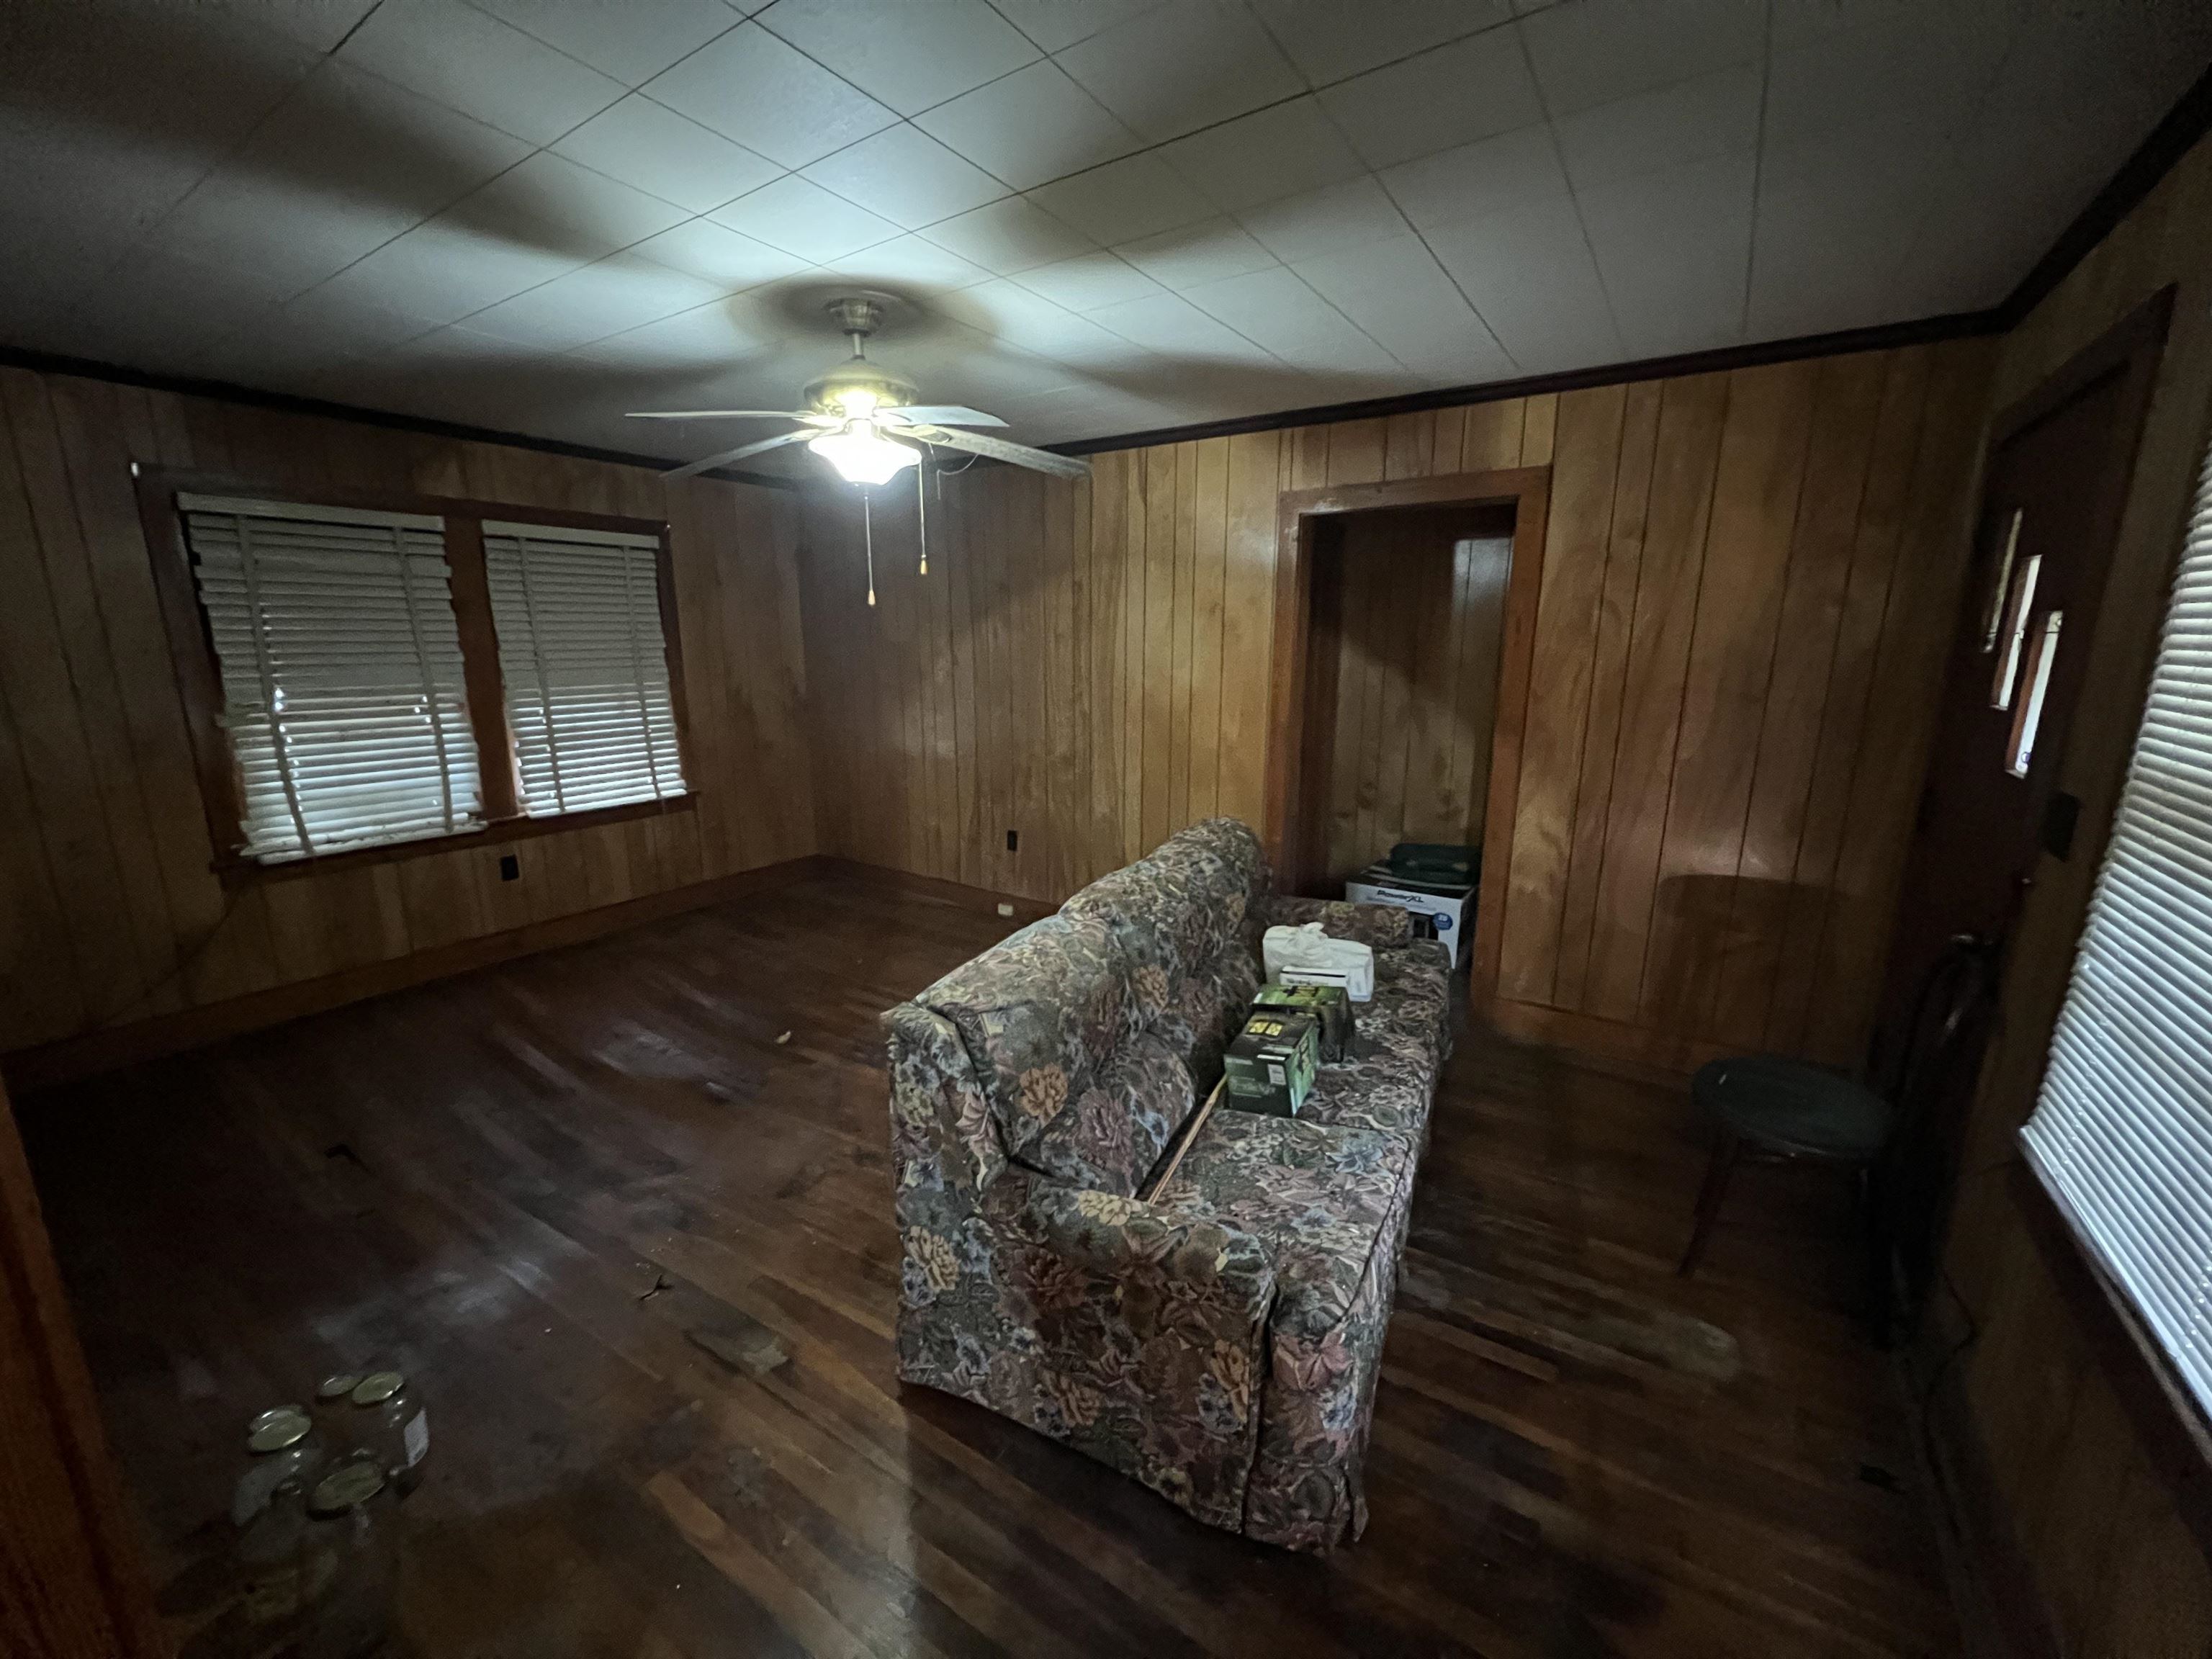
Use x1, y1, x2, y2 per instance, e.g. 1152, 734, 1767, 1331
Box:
2021, 437, 2212, 1421
482, 521, 685, 817
181, 494, 482, 863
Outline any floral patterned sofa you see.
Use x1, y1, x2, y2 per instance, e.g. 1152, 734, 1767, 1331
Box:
883, 817, 1451, 1551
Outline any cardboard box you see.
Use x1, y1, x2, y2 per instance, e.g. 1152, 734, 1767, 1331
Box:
1223, 1010, 1318, 1117
1252, 981, 1352, 1062
1346, 868, 1475, 967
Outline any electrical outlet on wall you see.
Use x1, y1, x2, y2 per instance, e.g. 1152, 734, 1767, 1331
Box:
499, 853, 520, 881
1005, 828, 1018, 853
996, 902, 1014, 917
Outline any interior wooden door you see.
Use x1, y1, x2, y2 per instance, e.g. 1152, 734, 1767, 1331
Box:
1876, 290, 2172, 1294
0, 1075, 167, 1658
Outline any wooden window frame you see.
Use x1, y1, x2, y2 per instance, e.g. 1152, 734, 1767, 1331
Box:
135, 466, 696, 884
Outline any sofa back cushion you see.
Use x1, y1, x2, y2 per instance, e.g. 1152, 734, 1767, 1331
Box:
1063, 817, 1267, 990
917, 914, 1139, 1165
1018, 1028, 1195, 1196
1062, 817, 1269, 1085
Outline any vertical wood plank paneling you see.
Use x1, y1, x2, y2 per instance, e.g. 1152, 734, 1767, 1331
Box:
785, 346, 1991, 1082
1711, 351, 1890, 1044
1804, 338, 1996, 1060
1496, 382, 1627, 1004
1552, 379, 1663, 1011
0, 367, 819, 1058
1641, 361, 1819, 1036
1581, 372, 1732, 1023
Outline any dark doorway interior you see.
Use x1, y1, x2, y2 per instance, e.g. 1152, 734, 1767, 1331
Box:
1292, 502, 1516, 899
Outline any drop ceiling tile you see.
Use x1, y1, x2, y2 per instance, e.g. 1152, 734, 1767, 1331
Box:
1115, 218, 1279, 289
820, 233, 997, 293
801, 125, 1008, 230
266, 287, 449, 354
1519, 0, 1766, 117
575, 295, 774, 369
1236, 176, 1411, 264
629, 217, 811, 289
1425, 194, 1623, 372
1576, 150, 1752, 357
335, 2, 625, 145
1378, 123, 1565, 231
1763, 10, 2013, 156
1160, 98, 1367, 213
1554, 63, 1761, 192
313, 221, 594, 324
149, 190, 405, 297
1182, 266, 1394, 372
1292, 234, 1503, 374
1055, 2, 1306, 143
710, 174, 902, 261
451, 151, 693, 260
914, 60, 1140, 192
1088, 290, 1271, 360
755, 0, 1040, 116
1009, 251, 1164, 310
1247, 0, 1514, 83
986, 0, 1165, 55
226, 0, 386, 54
469, 0, 745, 88
1318, 28, 1544, 169
641, 21, 898, 167
1030, 153, 1215, 246
917, 195, 1097, 273
930, 280, 1133, 371
460, 251, 732, 349
552, 96, 781, 212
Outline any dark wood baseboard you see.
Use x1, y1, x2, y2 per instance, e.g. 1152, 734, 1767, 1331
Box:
4, 856, 829, 1093
813, 857, 1055, 927
1486, 997, 1730, 1081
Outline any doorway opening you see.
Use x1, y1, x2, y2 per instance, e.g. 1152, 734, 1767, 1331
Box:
1291, 501, 1517, 903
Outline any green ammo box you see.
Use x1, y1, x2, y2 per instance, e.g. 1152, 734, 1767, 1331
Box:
1223, 1010, 1319, 1118
1252, 981, 1352, 1063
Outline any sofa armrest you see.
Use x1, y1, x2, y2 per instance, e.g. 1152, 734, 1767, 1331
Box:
1020, 1182, 1276, 1313
884, 1002, 1007, 1231
1261, 894, 1413, 950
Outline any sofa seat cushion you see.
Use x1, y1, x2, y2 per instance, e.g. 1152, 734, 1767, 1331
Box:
1151, 1110, 1415, 1342
1017, 1029, 1194, 1197
919, 914, 1141, 1164
1298, 949, 1451, 1140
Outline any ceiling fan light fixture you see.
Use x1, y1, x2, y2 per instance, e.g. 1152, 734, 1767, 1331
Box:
809, 417, 921, 486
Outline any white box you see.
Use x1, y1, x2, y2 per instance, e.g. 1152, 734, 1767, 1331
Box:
1345, 875, 1475, 967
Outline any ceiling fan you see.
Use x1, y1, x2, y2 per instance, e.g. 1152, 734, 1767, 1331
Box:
627, 295, 1090, 487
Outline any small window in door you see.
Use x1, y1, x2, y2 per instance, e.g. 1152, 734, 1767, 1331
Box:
2007, 611, 2062, 778
1992, 552, 2042, 709
1978, 509, 2023, 652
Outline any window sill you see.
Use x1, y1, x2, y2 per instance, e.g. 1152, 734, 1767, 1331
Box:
211, 793, 698, 886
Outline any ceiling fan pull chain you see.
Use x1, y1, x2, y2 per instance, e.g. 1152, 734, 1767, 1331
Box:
916, 458, 929, 576
863, 490, 876, 608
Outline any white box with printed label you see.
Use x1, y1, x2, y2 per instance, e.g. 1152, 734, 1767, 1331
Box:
1344, 874, 1475, 967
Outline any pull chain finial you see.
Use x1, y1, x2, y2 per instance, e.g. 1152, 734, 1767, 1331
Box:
863, 490, 876, 606
916, 457, 929, 575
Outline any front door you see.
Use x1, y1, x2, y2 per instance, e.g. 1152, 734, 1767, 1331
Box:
1878, 290, 2172, 1291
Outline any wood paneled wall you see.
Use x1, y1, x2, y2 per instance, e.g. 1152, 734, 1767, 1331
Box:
1924, 131, 2212, 1656
801, 341, 1994, 1070
1306, 508, 1512, 886
0, 366, 814, 1059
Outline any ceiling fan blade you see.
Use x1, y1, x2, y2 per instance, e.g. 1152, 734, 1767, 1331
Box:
627, 409, 825, 422
881, 405, 1007, 428
909, 424, 1090, 480
660, 427, 814, 482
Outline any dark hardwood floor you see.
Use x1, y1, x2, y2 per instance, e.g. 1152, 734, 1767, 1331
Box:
20, 875, 1959, 1658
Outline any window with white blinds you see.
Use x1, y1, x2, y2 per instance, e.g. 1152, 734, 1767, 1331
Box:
181, 494, 481, 863
2021, 436, 2212, 1422
482, 521, 685, 817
